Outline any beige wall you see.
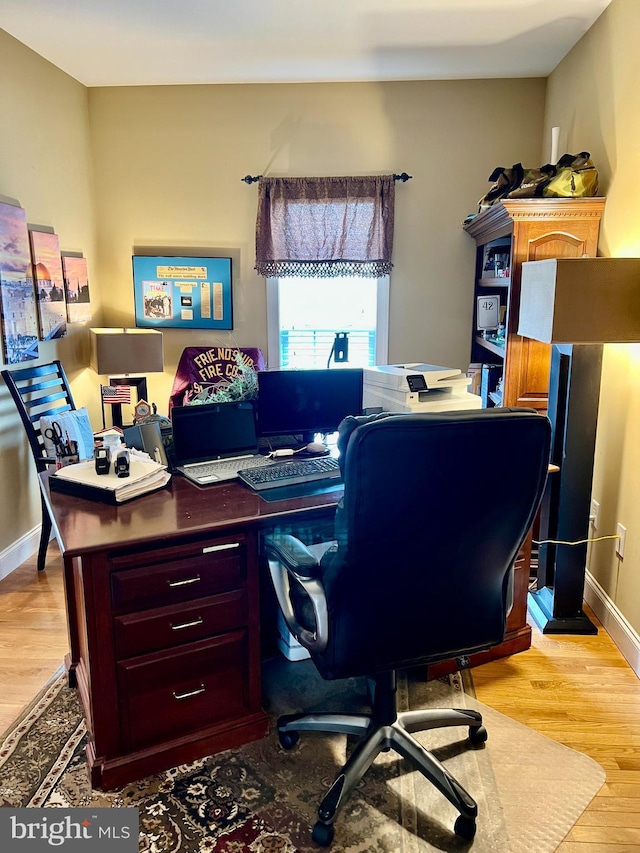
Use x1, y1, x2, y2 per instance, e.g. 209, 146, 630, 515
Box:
0, 42, 547, 561
0, 29, 101, 556
3, 3, 639, 638
545, 0, 640, 631
87, 78, 546, 412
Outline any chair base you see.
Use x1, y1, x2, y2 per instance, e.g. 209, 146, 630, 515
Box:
277, 672, 486, 847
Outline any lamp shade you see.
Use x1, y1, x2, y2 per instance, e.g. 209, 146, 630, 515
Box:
518, 258, 640, 344
90, 328, 164, 376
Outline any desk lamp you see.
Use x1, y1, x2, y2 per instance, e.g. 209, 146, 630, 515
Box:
518, 257, 640, 634
90, 328, 164, 427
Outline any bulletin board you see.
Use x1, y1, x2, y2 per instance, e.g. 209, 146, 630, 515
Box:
132, 255, 233, 330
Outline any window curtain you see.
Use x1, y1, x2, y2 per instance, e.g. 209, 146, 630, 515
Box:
255, 175, 395, 278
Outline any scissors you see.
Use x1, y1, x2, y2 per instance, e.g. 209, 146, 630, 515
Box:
44, 421, 64, 452
44, 421, 76, 456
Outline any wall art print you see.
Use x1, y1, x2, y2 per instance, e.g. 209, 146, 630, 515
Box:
0, 200, 39, 363
62, 255, 92, 323
29, 228, 67, 340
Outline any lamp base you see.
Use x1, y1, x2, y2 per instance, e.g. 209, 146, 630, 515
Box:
528, 587, 598, 635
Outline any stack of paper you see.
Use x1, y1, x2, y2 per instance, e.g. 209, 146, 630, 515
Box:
49, 456, 171, 504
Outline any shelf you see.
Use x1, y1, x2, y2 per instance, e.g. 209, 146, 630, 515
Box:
478, 277, 510, 288
475, 336, 505, 358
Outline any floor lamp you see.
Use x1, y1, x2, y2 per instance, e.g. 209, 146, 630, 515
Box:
518, 257, 640, 634
90, 328, 164, 427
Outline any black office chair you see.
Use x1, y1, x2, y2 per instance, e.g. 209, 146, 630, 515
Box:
1, 360, 76, 572
264, 408, 550, 846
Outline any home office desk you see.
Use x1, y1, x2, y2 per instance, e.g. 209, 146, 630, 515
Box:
40, 472, 342, 790
40, 470, 534, 790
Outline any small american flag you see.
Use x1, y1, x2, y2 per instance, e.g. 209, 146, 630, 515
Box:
101, 385, 132, 405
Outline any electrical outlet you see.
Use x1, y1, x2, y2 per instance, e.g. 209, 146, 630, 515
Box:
616, 523, 627, 559
590, 499, 600, 529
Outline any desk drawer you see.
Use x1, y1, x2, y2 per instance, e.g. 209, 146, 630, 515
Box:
117, 632, 248, 752
111, 542, 244, 611
114, 590, 248, 659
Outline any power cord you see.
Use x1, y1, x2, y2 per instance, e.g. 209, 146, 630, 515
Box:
534, 509, 621, 547
533, 534, 620, 546
268, 443, 329, 460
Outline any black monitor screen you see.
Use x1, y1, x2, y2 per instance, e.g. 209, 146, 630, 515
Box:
257, 369, 363, 438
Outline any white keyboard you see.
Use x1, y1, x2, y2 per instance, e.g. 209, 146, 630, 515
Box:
180, 455, 272, 484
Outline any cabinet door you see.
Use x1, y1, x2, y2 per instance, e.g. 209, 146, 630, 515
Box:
504, 219, 600, 409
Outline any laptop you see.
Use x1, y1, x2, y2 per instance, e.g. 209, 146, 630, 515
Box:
171, 401, 273, 485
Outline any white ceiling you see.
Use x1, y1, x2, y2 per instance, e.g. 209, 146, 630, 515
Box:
0, 0, 613, 88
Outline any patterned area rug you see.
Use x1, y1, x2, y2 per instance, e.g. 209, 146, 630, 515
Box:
0, 658, 605, 852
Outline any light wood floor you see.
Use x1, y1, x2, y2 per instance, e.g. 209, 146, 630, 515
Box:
0, 546, 69, 734
1, 547, 639, 850
474, 611, 640, 852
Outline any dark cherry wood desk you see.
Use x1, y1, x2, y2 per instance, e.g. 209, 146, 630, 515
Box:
41, 469, 534, 789
41, 472, 342, 790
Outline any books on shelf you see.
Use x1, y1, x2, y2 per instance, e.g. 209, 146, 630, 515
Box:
49, 453, 170, 504
480, 364, 502, 408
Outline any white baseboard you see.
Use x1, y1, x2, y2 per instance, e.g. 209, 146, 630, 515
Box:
0, 526, 41, 581
584, 570, 640, 677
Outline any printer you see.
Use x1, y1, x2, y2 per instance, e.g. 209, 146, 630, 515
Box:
363, 363, 482, 414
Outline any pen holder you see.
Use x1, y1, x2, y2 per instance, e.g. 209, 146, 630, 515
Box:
56, 442, 79, 469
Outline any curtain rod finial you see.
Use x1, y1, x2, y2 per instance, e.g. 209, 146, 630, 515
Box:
393, 172, 412, 182
241, 174, 262, 184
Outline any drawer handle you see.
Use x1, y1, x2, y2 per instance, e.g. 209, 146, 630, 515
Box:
167, 574, 201, 588
170, 617, 204, 631
173, 684, 206, 701
202, 542, 240, 554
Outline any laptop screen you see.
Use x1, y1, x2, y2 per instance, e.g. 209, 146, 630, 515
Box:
171, 401, 259, 465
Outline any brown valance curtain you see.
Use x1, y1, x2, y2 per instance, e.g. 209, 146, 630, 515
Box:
255, 175, 395, 278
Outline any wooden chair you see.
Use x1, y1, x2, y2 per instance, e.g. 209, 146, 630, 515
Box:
1, 360, 75, 571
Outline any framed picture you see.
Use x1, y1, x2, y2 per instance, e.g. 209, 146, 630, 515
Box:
0, 200, 39, 363
62, 254, 92, 323
29, 227, 67, 340
133, 255, 233, 330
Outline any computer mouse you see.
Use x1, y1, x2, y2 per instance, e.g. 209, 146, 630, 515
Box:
306, 442, 329, 455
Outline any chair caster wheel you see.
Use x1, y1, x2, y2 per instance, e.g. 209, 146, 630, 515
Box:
469, 724, 488, 746
312, 820, 335, 847
454, 815, 477, 840
278, 729, 299, 750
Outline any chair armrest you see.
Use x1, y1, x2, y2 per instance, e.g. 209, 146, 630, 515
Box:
264, 534, 328, 654
263, 533, 321, 577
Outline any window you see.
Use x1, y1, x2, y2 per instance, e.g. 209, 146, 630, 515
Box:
266, 275, 389, 369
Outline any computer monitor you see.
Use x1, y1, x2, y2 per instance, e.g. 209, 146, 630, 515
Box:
256, 368, 364, 442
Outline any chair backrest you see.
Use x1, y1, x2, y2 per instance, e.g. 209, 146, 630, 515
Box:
312, 408, 551, 680
1, 360, 75, 472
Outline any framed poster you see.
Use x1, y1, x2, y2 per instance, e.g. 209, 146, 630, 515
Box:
29, 227, 67, 340
62, 254, 92, 323
0, 200, 39, 363
133, 256, 233, 330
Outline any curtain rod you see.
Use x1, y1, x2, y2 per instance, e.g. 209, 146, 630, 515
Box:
241, 172, 412, 184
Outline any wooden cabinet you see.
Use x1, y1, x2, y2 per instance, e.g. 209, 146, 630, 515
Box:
43, 474, 343, 791
464, 198, 605, 410
73, 529, 268, 790
422, 200, 607, 680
